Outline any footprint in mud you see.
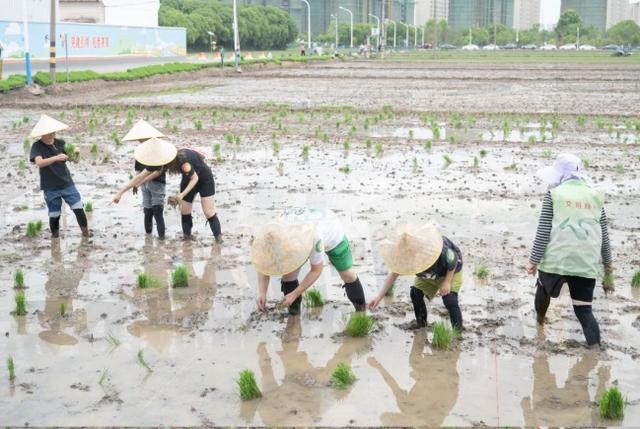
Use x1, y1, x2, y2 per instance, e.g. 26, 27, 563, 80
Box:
70, 382, 91, 392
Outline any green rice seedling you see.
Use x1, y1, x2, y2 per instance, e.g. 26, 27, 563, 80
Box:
431, 321, 458, 350
582, 158, 591, 168
363, 118, 369, 130
137, 272, 160, 289
348, 126, 356, 137
7, 357, 15, 380
442, 154, 452, 167
365, 139, 373, 149
137, 349, 153, 372
431, 122, 441, 140
64, 143, 79, 162
59, 111, 66, 120
599, 386, 625, 420
343, 140, 351, 152
596, 118, 605, 129
18, 159, 26, 172
14, 292, 27, 316
502, 119, 511, 139
473, 156, 479, 170
23, 138, 30, 152
614, 163, 625, 174
74, 106, 81, 120
408, 129, 415, 140
105, 332, 120, 347
194, 118, 203, 131
249, 124, 257, 134
14, 269, 25, 289
542, 149, 552, 159
126, 109, 134, 127
412, 156, 419, 172
448, 136, 456, 144
98, 368, 109, 385
234, 135, 240, 145
335, 120, 341, 129
110, 131, 121, 146
272, 140, 281, 156
528, 135, 536, 145
631, 271, 640, 288
504, 162, 517, 171
424, 140, 432, 151
59, 302, 65, 316
26, 221, 41, 238
171, 265, 189, 288
213, 143, 223, 162
321, 133, 329, 143
385, 282, 395, 297
87, 116, 97, 135
84, 201, 93, 212
170, 123, 178, 133
479, 149, 488, 158
237, 369, 261, 400
338, 164, 351, 174
303, 288, 324, 307
577, 115, 586, 128
90, 143, 98, 154
314, 125, 321, 138
296, 112, 305, 123
345, 312, 375, 337
374, 142, 384, 157
330, 362, 356, 390
22, 115, 29, 123
301, 145, 310, 160
474, 265, 490, 279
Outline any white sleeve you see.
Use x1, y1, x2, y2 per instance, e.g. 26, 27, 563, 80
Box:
309, 238, 324, 265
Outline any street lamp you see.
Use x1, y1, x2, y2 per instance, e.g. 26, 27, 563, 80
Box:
232, 0, 240, 72
421, 26, 425, 47
300, 0, 311, 52
402, 22, 409, 48
207, 31, 215, 54
385, 19, 396, 49
330, 13, 338, 52
338, 6, 353, 49
413, 25, 417, 48
368, 13, 380, 51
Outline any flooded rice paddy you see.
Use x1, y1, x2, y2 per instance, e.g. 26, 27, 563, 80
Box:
1, 58, 640, 426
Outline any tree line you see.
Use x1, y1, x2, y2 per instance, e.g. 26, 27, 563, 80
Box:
159, 0, 298, 50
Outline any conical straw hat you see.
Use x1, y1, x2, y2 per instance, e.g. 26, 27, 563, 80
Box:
379, 223, 444, 275
122, 119, 165, 141
29, 114, 69, 138
251, 223, 314, 276
134, 137, 177, 167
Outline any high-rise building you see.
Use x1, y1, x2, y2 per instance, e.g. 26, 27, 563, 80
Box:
513, 0, 541, 29
415, 0, 449, 25
607, 0, 640, 28
448, 0, 514, 29
560, 0, 607, 30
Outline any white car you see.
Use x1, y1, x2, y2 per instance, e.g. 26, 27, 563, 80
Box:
579, 44, 597, 51
482, 44, 500, 50
559, 43, 577, 50
540, 44, 557, 51
461, 44, 479, 50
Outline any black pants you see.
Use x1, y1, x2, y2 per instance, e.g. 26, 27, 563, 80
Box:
535, 270, 600, 346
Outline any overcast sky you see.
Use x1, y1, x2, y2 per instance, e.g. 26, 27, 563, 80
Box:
541, 0, 561, 28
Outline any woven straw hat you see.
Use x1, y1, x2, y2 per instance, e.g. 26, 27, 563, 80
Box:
122, 119, 165, 142
29, 114, 69, 138
133, 137, 177, 167
251, 223, 315, 276
379, 223, 444, 275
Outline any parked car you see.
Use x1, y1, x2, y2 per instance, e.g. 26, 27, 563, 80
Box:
578, 44, 596, 51
559, 43, 577, 50
422, 43, 433, 49
502, 43, 517, 49
602, 44, 620, 50
522, 43, 537, 50
540, 44, 557, 51
461, 44, 479, 50
439, 44, 457, 50
482, 44, 500, 50
614, 47, 632, 57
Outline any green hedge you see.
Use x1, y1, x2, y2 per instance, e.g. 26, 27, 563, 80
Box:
33, 70, 102, 86
0, 74, 27, 92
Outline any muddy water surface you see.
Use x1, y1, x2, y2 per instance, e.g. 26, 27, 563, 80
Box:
1, 59, 640, 426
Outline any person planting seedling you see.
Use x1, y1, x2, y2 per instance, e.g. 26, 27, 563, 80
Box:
368, 223, 464, 330
252, 207, 366, 315
28, 114, 91, 238
526, 153, 613, 347
112, 120, 168, 239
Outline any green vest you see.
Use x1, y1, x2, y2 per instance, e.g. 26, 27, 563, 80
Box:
539, 179, 604, 279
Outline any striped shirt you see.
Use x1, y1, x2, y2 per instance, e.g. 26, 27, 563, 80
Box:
529, 192, 612, 266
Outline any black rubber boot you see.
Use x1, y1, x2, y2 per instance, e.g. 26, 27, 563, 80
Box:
49, 216, 61, 238
344, 277, 366, 311
410, 287, 428, 328
152, 205, 165, 239
574, 305, 601, 346
143, 208, 153, 234
442, 292, 463, 330
207, 213, 222, 243
181, 214, 193, 237
281, 279, 301, 316
72, 209, 91, 237
535, 280, 551, 326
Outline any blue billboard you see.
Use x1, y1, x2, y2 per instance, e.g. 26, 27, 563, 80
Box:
0, 20, 186, 59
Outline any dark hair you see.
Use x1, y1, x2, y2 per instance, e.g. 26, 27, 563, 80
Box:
164, 149, 184, 174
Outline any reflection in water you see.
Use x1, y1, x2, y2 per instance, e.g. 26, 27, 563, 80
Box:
38, 239, 90, 346
240, 316, 367, 426
125, 240, 218, 352
368, 329, 461, 426
521, 351, 609, 427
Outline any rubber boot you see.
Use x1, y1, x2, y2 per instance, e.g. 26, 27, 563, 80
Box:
442, 292, 463, 330
207, 213, 222, 243
143, 208, 153, 234
535, 280, 551, 326
410, 287, 428, 328
152, 205, 165, 239
281, 279, 301, 316
73, 209, 91, 237
181, 214, 193, 238
50, 216, 60, 238
343, 277, 366, 311
574, 305, 601, 346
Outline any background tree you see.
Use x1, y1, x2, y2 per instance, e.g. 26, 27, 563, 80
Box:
555, 9, 582, 43
606, 20, 640, 46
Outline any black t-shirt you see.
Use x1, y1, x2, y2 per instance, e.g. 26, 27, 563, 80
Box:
29, 138, 74, 191
177, 149, 213, 183
416, 236, 463, 279
134, 160, 166, 184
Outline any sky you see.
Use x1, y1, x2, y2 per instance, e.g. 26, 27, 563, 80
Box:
541, 0, 561, 28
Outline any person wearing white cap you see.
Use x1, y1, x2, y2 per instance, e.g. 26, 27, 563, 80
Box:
368, 224, 463, 330
112, 120, 168, 238
28, 114, 91, 238
526, 153, 613, 347
252, 208, 366, 315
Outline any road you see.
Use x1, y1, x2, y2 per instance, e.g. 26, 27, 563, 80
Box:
1, 55, 189, 77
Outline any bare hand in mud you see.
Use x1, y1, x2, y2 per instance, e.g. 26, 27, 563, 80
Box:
112, 194, 121, 204
57, 153, 69, 162
525, 262, 538, 276
167, 195, 181, 207
256, 294, 267, 312
281, 291, 300, 307
437, 282, 451, 297
132, 187, 138, 195
367, 297, 381, 310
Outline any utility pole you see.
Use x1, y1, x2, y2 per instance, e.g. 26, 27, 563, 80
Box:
232, 0, 241, 72
23, 0, 32, 85
339, 7, 353, 49
576, 26, 580, 48
380, 0, 385, 54
49, 0, 56, 84
301, 0, 311, 52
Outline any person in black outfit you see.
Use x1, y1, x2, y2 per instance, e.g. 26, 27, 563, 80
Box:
165, 148, 222, 242
28, 114, 91, 238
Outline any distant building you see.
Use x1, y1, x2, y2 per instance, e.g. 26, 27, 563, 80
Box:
60, 0, 160, 27
561, 0, 607, 30
513, 0, 541, 29
448, 0, 514, 29
415, 0, 449, 25
1, 0, 49, 22
607, 0, 640, 28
